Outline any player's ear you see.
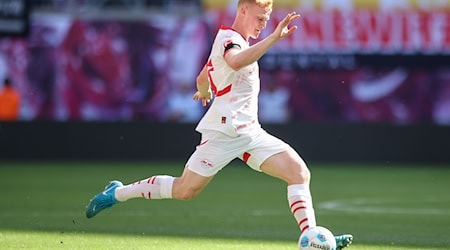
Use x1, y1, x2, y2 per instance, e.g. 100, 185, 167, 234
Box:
240, 4, 248, 16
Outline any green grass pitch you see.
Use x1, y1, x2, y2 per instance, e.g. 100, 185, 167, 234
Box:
0, 161, 449, 249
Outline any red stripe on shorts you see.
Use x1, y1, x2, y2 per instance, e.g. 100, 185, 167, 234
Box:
243, 152, 251, 163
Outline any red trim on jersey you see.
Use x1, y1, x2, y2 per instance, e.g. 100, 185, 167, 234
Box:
243, 152, 251, 163
219, 25, 247, 41
206, 59, 217, 94
207, 58, 232, 97
216, 84, 232, 97
219, 25, 234, 31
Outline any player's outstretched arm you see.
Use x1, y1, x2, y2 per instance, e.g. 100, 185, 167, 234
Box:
273, 11, 300, 39
225, 12, 300, 71
193, 64, 212, 107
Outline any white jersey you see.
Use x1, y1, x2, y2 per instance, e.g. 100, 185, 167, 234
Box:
196, 26, 261, 137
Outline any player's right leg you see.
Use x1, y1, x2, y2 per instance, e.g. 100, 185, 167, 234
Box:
85, 174, 175, 219
86, 131, 226, 218
114, 167, 213, 202
86, 130, 240, 218
85, 168, 214, 218
172, 167, 214, 200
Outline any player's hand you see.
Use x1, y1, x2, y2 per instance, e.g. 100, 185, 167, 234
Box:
193, 90, 212, 107
275, 12, 300, 39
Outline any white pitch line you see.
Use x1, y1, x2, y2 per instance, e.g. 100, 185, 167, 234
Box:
318, 199, 450, 215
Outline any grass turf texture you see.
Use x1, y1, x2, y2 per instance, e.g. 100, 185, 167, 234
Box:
0, 161, 449, 249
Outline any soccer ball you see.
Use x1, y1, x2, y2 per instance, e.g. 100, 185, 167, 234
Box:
299, 226, 337, 250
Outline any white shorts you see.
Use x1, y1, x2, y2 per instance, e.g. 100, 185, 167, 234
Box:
186, 128, 290, 177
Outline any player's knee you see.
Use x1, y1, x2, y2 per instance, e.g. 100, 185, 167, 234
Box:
298, 166, 311, 182
286, 164, 311, 184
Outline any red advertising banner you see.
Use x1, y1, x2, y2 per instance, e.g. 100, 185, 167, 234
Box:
275, 10, 449, 54
204, 0, 450, 54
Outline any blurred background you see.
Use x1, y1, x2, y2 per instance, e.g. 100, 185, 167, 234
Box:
0, 0, 449, 163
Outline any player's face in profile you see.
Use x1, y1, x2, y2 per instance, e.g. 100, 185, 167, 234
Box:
246, 4, 271, 39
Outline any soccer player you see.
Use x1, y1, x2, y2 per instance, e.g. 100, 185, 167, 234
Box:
86, 0, 353, 248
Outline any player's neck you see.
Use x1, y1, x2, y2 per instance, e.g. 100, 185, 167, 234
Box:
231, 20, 249, 41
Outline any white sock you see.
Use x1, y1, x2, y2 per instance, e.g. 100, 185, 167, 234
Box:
288, 184, 317, 233
115, 175, 175, 201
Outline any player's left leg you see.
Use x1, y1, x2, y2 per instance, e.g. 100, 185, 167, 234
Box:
241, 129, 317, 233
259, 148, 317, 233
260, 149, 353, 248
245, 130, 353, 248
335, 234, 353, 250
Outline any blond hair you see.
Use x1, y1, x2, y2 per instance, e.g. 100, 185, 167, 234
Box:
238, 0, 273, 9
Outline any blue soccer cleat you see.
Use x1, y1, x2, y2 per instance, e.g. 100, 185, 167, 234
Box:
335, 234, 353, 250
86, 180, 123, 218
